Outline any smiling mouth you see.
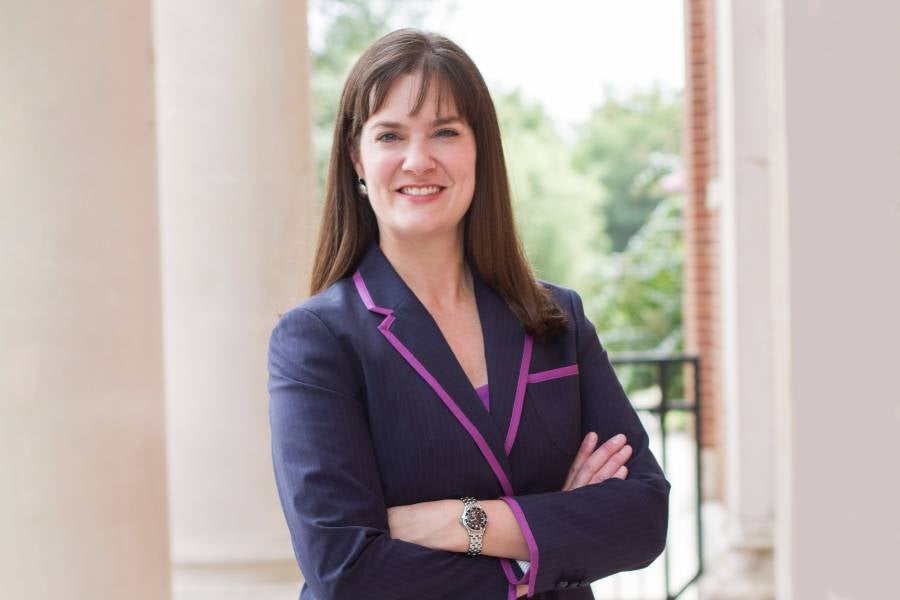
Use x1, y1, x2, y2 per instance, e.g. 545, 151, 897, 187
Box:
397, 185, 446, 196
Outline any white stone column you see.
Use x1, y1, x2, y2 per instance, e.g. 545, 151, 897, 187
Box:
153, 0, 315, 593
703, 1, 775, 597
0, 2, 171, 599
768, 0, 900, 597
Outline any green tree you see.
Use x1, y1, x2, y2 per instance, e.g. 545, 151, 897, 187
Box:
581, 194, 685, 398
309, 0, 426, 197
573, 87, 683, 252
494, 90, 609, 290
309, 6, 685, 401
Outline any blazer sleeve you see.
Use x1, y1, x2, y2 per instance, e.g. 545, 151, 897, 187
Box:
268, 306, 511, 600
498, 288, 670, 597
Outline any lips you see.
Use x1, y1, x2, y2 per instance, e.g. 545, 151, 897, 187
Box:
396, 184, 446, 204
397, 185, 446, 196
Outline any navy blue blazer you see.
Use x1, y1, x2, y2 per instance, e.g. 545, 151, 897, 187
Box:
268, 242, 670, 600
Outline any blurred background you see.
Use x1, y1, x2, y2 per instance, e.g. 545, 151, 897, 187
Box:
2, 1, 899, 599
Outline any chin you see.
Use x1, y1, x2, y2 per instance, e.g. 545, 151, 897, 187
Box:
389, 219, 461, 241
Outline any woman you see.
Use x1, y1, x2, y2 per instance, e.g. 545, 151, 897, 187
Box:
268, 29, 669, 600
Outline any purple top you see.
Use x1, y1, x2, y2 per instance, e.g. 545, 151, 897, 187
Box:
475, 383, 490, 411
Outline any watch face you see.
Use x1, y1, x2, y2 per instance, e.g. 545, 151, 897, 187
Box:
464, 507, 488, 531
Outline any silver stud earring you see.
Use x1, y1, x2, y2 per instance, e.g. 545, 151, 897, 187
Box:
357, 178, 368, 197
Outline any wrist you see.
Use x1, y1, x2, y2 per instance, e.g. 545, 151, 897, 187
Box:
450, 499, 471, 553
458, 497, 488, 555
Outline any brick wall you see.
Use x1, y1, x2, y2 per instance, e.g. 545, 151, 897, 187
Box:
682, 0, 723, 500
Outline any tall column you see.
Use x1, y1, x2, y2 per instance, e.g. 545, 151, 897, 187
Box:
768, 0, 900, 597
702, 1, 774, 597
153, 1, 315, 594
0, 2, 171, 599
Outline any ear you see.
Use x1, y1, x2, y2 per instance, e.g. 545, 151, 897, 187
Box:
350, 145, 364, 180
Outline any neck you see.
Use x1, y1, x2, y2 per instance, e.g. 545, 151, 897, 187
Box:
379, 229, 472, 310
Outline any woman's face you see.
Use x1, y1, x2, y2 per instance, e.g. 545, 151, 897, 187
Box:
351, 73, 477, 244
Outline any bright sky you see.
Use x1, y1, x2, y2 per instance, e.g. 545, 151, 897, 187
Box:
310, 0, 685, 139
422, 0, 684, 138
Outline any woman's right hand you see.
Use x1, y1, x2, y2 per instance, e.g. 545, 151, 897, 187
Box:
561, 432, 632, 491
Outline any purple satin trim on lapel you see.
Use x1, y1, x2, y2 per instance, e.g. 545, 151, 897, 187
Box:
355, 269, 537, 594
527, 363, 579, 384
475, 384, 490, 411
352, 270, 514, 497
504, 335, 534, 455
352, 271, 392, 316
500, 496, 539, 597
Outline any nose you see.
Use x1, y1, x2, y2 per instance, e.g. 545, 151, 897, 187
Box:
402, 137, 436, 175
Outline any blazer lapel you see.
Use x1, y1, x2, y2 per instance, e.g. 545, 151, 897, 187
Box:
473, 273, 533, 456
353, 242, 525, 495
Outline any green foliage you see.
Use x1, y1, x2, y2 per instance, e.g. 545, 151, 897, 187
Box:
573, 87, 683, 252
582, 194, 685, 396
309, 4, 686, 405
494, 90, 609, 290
309, 0, 426, 198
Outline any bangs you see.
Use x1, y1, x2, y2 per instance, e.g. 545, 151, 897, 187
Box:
357, 56, 480, 131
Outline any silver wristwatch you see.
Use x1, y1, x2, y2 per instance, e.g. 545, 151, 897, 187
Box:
459, 497, 488, 556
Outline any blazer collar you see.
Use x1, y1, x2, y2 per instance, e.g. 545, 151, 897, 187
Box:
354, 241, 533, 494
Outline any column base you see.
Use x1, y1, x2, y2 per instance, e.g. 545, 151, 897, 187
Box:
700, 541, 773, 600
172, 560, 302, 600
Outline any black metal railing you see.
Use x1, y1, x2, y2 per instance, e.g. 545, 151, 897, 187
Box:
608, 352, 703, 600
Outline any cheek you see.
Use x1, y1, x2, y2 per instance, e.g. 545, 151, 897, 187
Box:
358, 143, 398, 184
455, 151, 477, 195
439, 141, 476, 184
459, 143, 477, 183
363, 159, 390, 187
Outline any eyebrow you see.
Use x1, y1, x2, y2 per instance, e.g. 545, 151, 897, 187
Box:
370, 116, 463, 130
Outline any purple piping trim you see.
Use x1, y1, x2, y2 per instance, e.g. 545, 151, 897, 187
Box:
507, 583, 517, 600
500, 557, 528, 584
504, 335, 533, 455
475, 384, 490, 412
501, 560, 529, 600
352, 272, 392, 316
527, 363, 579, 384
500, 496, 539, 597
354, 270, 540, 596
352, 271, 514, 497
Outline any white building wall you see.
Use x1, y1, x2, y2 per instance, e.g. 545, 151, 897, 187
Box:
712, 1, 900, 597
0, 2, 171, 598
153, 0, 315, 593
769, 1, 900, 597
717, 0, 776, 543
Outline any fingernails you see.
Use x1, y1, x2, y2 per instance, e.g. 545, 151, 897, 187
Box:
614, 434, 626, 443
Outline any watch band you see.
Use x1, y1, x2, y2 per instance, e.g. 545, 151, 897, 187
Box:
459, 496, 488, 556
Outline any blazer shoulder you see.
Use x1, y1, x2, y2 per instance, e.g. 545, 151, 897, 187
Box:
268, 277, 365, 398
276, 276, 363, 331
536, 278, 581, 317
269, 276, 366, 367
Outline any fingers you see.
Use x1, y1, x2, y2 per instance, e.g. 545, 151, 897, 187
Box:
589, 443, 633, 484
563, 432, 598, 491
592, 464, 628, 485
570, 433, 630, 490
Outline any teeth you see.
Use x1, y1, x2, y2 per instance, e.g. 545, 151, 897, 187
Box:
400, 186, 441, 196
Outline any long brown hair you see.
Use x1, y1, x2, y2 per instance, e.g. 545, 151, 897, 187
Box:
310, 28, 568, 341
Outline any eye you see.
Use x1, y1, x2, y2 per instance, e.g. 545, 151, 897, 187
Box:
435, 128, 460, 138
376, 132, 400, 143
